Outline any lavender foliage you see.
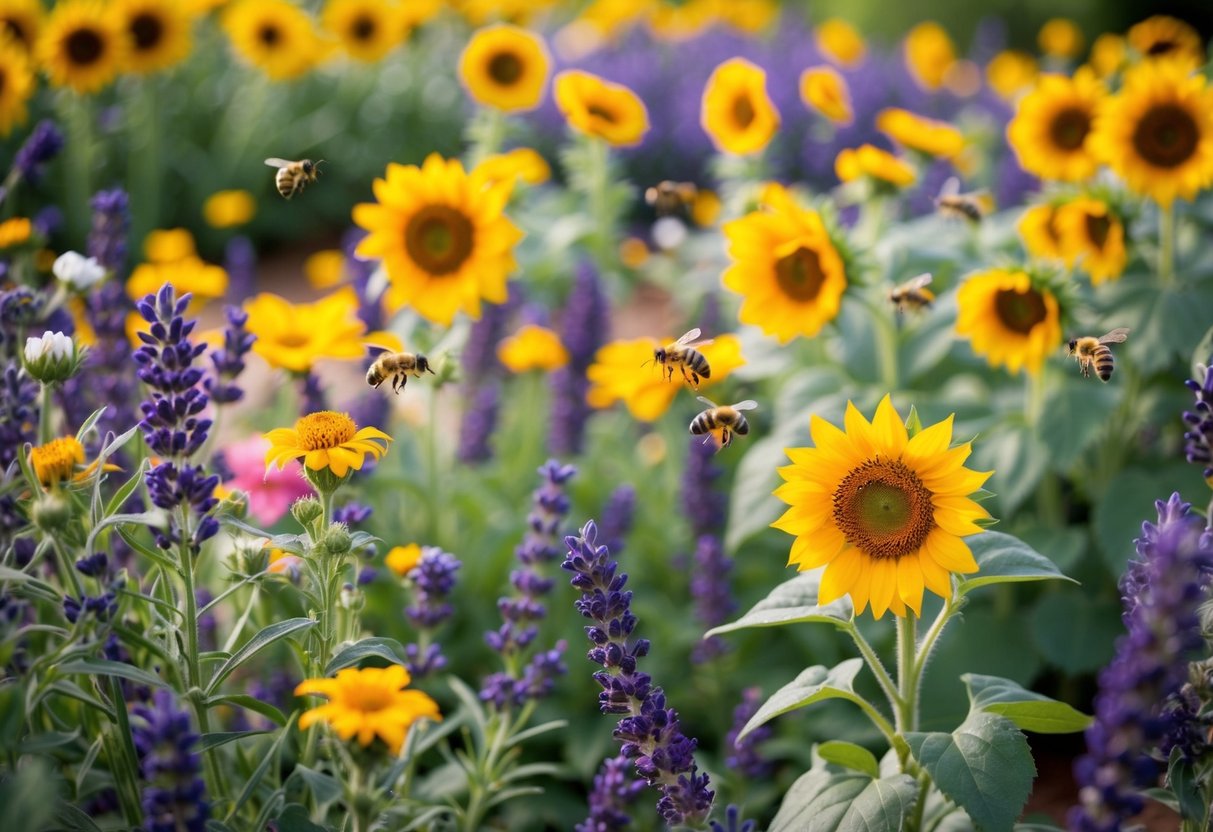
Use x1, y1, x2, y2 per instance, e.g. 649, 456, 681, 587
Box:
131, 689, 210, 832
690, 535, 736, 664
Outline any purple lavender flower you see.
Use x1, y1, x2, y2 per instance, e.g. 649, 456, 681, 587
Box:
577, 753, 646, 832
0, 361, 37, 468
77, 281, 137, 441
724, 687, 773, 779
599, 485, 636, 555
683, 435, 727, 540
204, 306, 254, 405
403, 546, 461, 679
63, 589, 117, 623
1183, 359, 1213, 482
550, 261, 609, 457
74, 551, 109, 577
223, 236, 256, 302
563, 521, 715, 827
11, 120, 64, 185
333, 502, 372, 526
690, 535, 736, 664
33, 206, 63, 238
87, 188, 129, 273
457, 382, 500, 465
709, 805, 758, 832
131, 689, 210, 832
1070, 494, 1213, 831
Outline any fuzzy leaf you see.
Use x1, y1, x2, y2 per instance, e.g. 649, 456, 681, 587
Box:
817, 741, 880, 778
957, 532, 1075, 595
706, 572, 853, 638
962, 674, 1091, 734
205, 618, 314, 696
276, 804, 329, 832
770, 769, 917, 832
739, 659, 865, 742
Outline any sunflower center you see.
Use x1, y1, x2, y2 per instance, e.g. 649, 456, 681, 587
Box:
351, 14, 376, 42
258, 24, 281, 47
1, 18, 28, 46
1049, 107, 1090, 151
66, 27, 104, 66
295, 411, 358, 451
30, 437, 85, 486
347, 686, 393, 713
1132, 104, 1199, 168
732, 93, 756, 129
487, 50, 523, 86
833, 458, 935, 560
275, 331, 312, 349
775, 246, 826, 301
993, 287, 1047, 335
404, 205, 474, 276
0, 69, 5, 95
1085, 212, 1111, 249
586, 103, 616, 124
1146, 39, 1176, 56
130, 12, 164, 51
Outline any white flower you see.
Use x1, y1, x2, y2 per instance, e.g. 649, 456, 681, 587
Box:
52, 251, 106, 291
24, 331, 73, 364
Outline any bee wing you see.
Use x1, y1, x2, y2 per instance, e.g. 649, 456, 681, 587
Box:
264, 158, 293, 169
731, 400, 759, 411
696, 396, 720, 408
902, 273, 933, 290
937, 177, 960, 199
1098, 327, 1130, 344
675, 328, 702, 345
644, 186, 659, 205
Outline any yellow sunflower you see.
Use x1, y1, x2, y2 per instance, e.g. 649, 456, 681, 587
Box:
1054, 197, 1127, 285
202, 189, 255, 228
815, 18, 865, 68
1089, 61, 1213, 206
0, 36, 32, 136
304, 249, 347, 289
296, 665, 440, 754
144, 227, 196, 262
266, 410, 391, 478
722, 183, 847, 344
956, 268, 1062, 376
1007, 68, 1104, 182
876, 108, 964, 160
1127, 15, 1203, 70
36, 0, 127, 94
716, 0, 776, 35
113, 0, 193, 75
586, 333, 744, 423
244, 288, 366, 373
222, 0, 329, 82
385, 544, 422, 578
1089, 33, 1126, 78
835, 144, 916, 189
458, 23, 550, 113
497, 324, 568, 373
773, 395, 992, 619
553, 69, 648, 147
1038, 18, 1084, 59
322, 0, 404, 63
700, 57, 779, 156
0, 0, 41, 53
904, 21, 955, 91
800, 65, 852, 125
1017, 202, 1066, 262
985, 50, 1037, 100
477, 147, 551, 187
646, 0, 715, 42
353, 153, 523, 326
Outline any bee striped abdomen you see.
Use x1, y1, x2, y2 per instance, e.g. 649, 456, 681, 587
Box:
686, 350, 710, 379
733, 414, 749, 435
1094, 345, 1114, 381
690, 410, 718, 435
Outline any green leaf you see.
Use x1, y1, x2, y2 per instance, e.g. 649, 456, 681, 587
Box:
227, 714, 296, 821
1037, 380, 1118, 471
104, 459, 149, 519
85, 511, 165, 558
970, 423, 1048, 516
276, 804, 329, 832
285, 765, 342, 814
58, 658, 168, 690
957, 532, 1075, 595
206, 618, 314, 696
1167, 747, 1208, 824
324, 637, 408, 674
739, 659, 865, 742
725, 432, 790, 550
769, 769, 918, 832
962, 674, 1091, 734
54, 802, 104, 832
817, 741, 880, 778
907, 712, 1034, 832
705, 572, 853, 638
205, 694, 288, 728
1029, 591, 1121, 674
17, 730, 81, 754
197, 731, 271, 752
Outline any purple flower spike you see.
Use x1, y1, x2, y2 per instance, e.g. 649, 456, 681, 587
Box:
402, 546, 461, 680
131, 689, 210, 832
1183, 359, 1213, 483
87, 188, 129, 273
724, 687, 773, 779
577, 753, 646, 832
204, 306, 254, 405
12, 120, 64, 184
550, 261, 609, 457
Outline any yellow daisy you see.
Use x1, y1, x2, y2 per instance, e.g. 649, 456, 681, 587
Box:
29, 436, 117, 488
144, 227, 196, 262
202, 189, 255, 228
36, 0, 127, 94
0, 0, 42, 53
0, 33, 31, 136
244, 288, 366, 373
956, 268, 1062, 376
876, 107, 964, 160
497, 324, 569, 373
799, 65, 852, 125
723, 183, 847, 344
1018, 202, 1066, 262
1088, 60, 1213, 206
700, 57, 779, 156
385, 544, 422, 577
1089, 33, 1126, 78
773, 394, 992, 619
904, 21, 955, 91
835, 144, 916, 189
477, 147, 551, 187
304, 249, 347, 289
1038, 18, 1084, 59
222, 0, 328, 82
985, 50, 1037, 100
113, 0, 193, 75
126, 257, 229, 306
1007, 68, 1104, 182
458, 23, 550, 113
353, 153, 523, 326
815, 18, 865, 68
553, 69, 649, 147
265, 410, 391, 478
295, 665, 440, 755
0, 216, 30, 247
322, 0, 404, 63
1127, 15, 1203, 70
1054, 196, 1127, 285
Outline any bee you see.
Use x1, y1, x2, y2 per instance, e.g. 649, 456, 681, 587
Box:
366, 351, 435, 394
889, 273, 935, 314
935, 177, 993, 223
264, 157, 324, 200
645, 181, 698, 217
648, 328, 713, 388
690, 396, 758, 450
1067, 328, 1130, 382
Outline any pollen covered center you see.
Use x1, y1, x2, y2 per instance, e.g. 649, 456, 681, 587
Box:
66, 27, 104, 65
1133, 103, 1199, 168
586, 103, 617, 125
1049, 107, 1090, 151
993, 287, 1047, 335
346, 686, 393, 713
31, 437, 85, 486
131, 12, 164, 50
405, 205, 475, 275
258, 24, 281, 47
351, 14, 376, 42
732, 93, 756, 129
1085, 213, 1111, 249
295, 411, 357, 451
487, 50, 523, 85
775, 246, 826, 302
833, 458, 935, 560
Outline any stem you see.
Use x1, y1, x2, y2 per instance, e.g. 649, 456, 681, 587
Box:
426, 389, 442, 542
469, 108, 506, 166
130, 79, 162, 248
1024, 363, 1046, 428
586, 137, 614, 271
913, 591, 958, 690
1158, 203, 1176, 286
39, 383, 54, 443
873, 296, 900, 391
908, 773, 931, 832
845, 622, 901, 712
61, 92, 93, 245
895, 614, 918, 734
49, 538, 84, 599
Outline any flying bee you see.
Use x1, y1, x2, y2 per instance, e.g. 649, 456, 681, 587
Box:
1067, 328, 1130, 382
366, 351, 435, 394
647, 328, 713, 388
264, 157, 324, 200
935, 177, 993, 223
645, 181, 699, 217
690, 396, 758, 450
889, 273, 935, 314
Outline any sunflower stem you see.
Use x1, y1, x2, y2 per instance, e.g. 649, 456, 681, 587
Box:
895, 613, 918, 734
586, 136, 616, 275
912, 590, 958, 693
1158, 202, 1176, 286
468, 107, 506, 167
873, 293, 900, 391
846, 622, 900, 713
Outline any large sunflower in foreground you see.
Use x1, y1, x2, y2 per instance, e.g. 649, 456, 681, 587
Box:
1007, 68, 1104, 182
458, 23, 550, 112
1088, 61, 1213, 206
553, 69, 648, 147
0, 32, 32, 136
956, 268, 1062, 376
700, 57, 779, 156
36, 0, 127, 93
353, 154, 522, 326
222, 0, 328, 81
244, 288, 366, 373
0, 0, 42, 53
774, 395, 992, 619
1054, 197, 1127, 285
722, 183, 847, 344
322, 0, 404, 63
265, 411, 391, 478
113, 0, 193, 75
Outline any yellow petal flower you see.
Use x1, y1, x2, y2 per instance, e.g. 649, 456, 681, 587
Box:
553, 69, 649, 147
295, 665, 440, 754
955, 268, 1062, 376
264, 411, 391, 477
800, 66, 852, 125
1007, 68, 1104, 182
904, 21, 955, 91
815, 18, 865, 68
458, 24, 551, 112
203, 190, 256, 229
497, 324, 569, 373
244, 288, 367, 373
700, 57, 779, 156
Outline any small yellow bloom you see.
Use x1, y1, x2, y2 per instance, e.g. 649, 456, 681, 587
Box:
1018, 202, 1066, 262
265, 410, 391, 478
904, 21, 955, 91
29, 436, 84, 487
956, 268, 1062, 376
304, 249, 347, 289
244, 288, 366, 373
619, 236, 649, 268
0, 216, 32, 248
835, 144, 916, 188
223, 0, 331, 82
1127, 15, 1203, 70
985, 51, 1037, 100
296, 665, 440, 754
690, 189, 721, 227
553, 69, 649, 147
127, 257, 229, 307
1007, 68, 1105, 182
700, 57, 779, 156
1038, 18, 1084, 59
716, 0, 776, 35
497, 324, 569, 373
815, 18, 865, 68
144, 228, 197, 263
876, 108, 964, 160
459, 24, 551, 112
322, 0, 406, 63
1089, 33, 1126, 78
385, 544, 422, 577
0, 0, 43, 53
203, 190, 256, 229
800, 66, 852, 125
646, 0, 715, 41
1054, 197, 1127, 285
477, 148, 551, 187
267, 548, 303, 579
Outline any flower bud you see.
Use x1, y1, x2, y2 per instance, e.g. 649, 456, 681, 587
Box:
23, 330, 85, 384
321, 523, 352, 557
52, 251, 106, 291
291, 497, 324, 527
31, 492, 71, 530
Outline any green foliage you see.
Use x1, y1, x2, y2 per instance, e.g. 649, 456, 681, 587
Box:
769, 767, 919, 832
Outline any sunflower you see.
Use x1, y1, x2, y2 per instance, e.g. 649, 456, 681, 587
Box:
144, 227, 196, 262
956, 268, 1062, 376
1127, 15, 1203, 70
1038, 18, 1084, 59
0, 35, 30, 136
296, 665, 440, 754
985, 50, 1037, 100
799, 66, 852, 125
815, 18, 865, 68
835, 145, 915, 189
113, 0, 193, 75
244, 288, 366, 373
646, 0, 715, 42
716, 0, 776, 35
904, 21, 955, 91
222, 0, 329, 82
876, 108, 964, 160
586, 333, 744, 423
202, 189, 255, 228
1007, 69, 1103, 182
553, 69, 648, 147
477, 147, 551, 187
497, 324, 568, 373
773, 395, 992, 619
1088, 33, 1126, 78
353, 154, 522, 326
1017, 202, 1066, 262
1054, 197, 1127, 285
458, 24, 550, 112
265, 410, 391, 478
700, 57, 779, 156
36, 0, 127, 94
0, 0, 40, 52
322, 0, 404, 63
1089, 61, 1213, 206
304, 249, 346, 289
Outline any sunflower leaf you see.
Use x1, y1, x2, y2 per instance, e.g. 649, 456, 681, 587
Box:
816, 740, 880, 778
769, 768, 918, 832
738, 659, 865, 742
961, 674, 1091, 734
956, 531, 1076, 595
705, 572, 853, 638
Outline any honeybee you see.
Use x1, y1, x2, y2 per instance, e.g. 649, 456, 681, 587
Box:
690, 396, 758, 450
648, 328, 713, 388
366, 351, 435, 394
935, 177, 993, 223
1067, 328, 1130, 382
889, 273, 935, 314
264, 157, 324, 200
645, 181, 698, 217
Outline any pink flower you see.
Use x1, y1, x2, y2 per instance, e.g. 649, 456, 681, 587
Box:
224, 435, 311, 525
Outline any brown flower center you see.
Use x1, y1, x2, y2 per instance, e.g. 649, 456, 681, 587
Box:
258, 24, 281, 47
130, 12, 164, 51
1049, 107, 1090, 151
1132, 103, 1200, 168
732, 93, 756, 129
65, 27, 104, 66
775, 246, 827, 302
275, 331, 311, 349
404, 205, 475, 276
295, 411, 357, 451
1, 18, 28, 46
1146, 39, 1177, 56
351, 14, 376, 42
993, 287, 1048, 335
487, 49, 523, 86
586, 103, 616, 124
347, 686, 393, 712
833, 458, 935, 560
0, 69, 6, 96
1085, 212, 1111, 249
30, 437, 85, 486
